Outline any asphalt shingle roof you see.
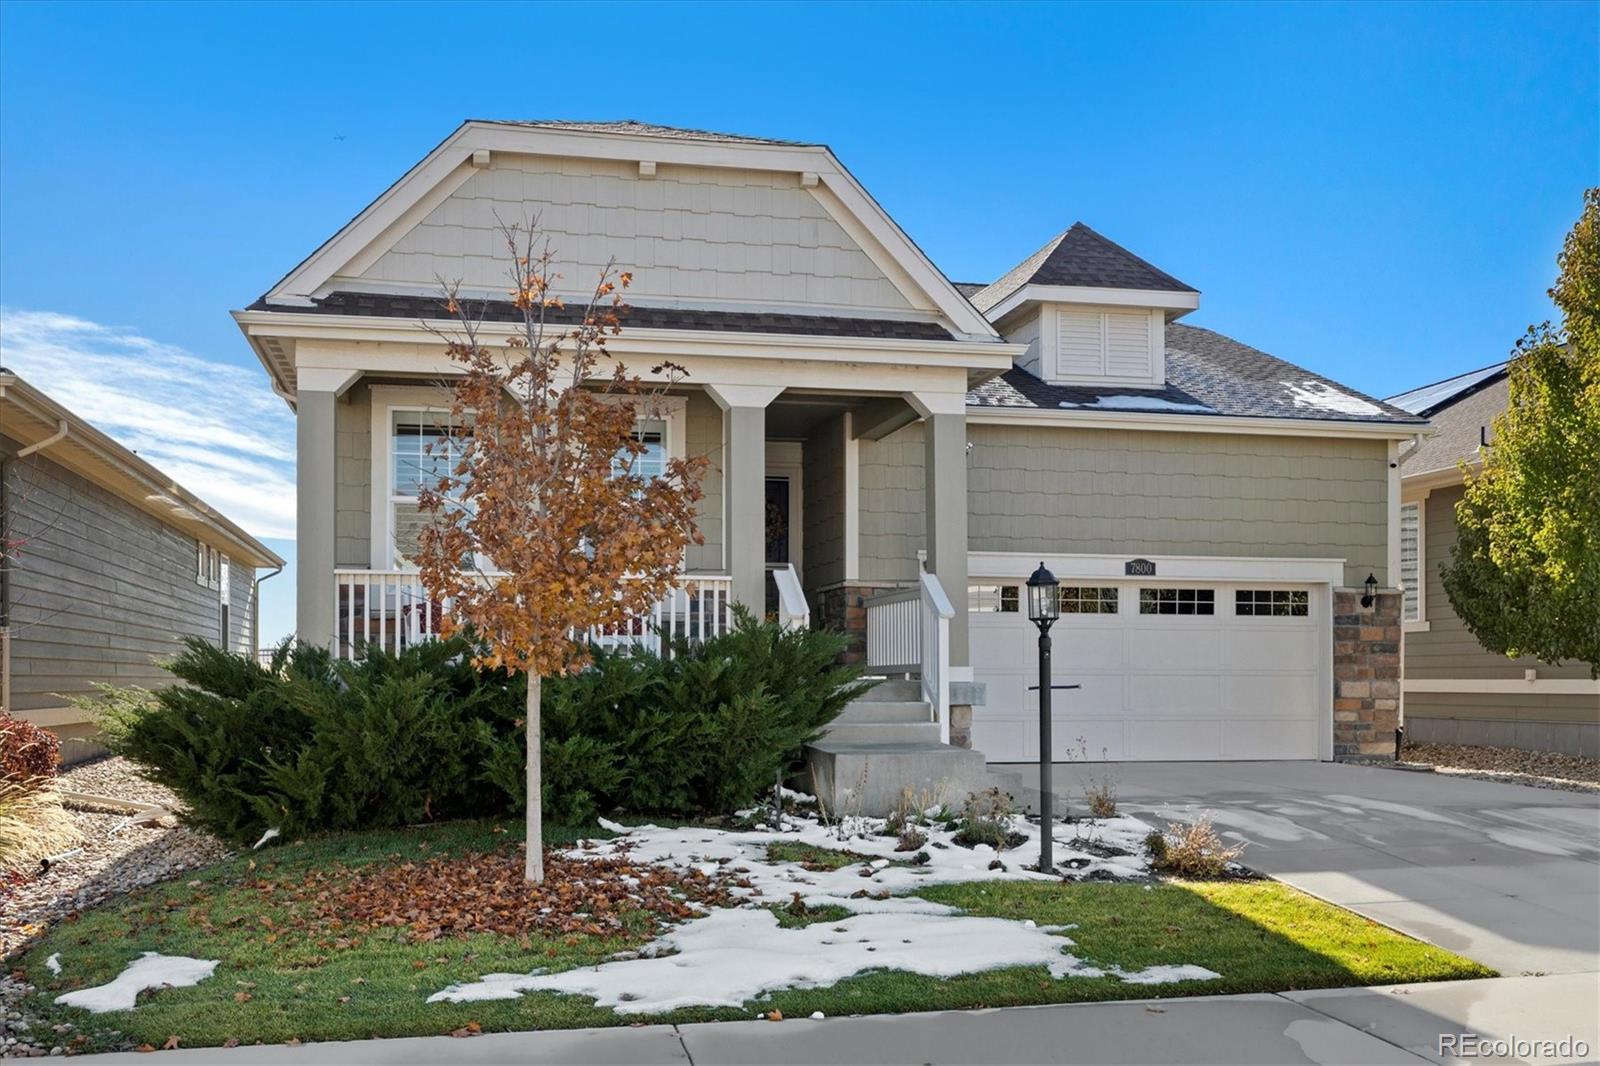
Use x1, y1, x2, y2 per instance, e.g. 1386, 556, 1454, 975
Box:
967, 322, 1426, 425
253, 291, 957, 342
970, 223, 1197, 313
489, 119, 817, 147
1397, 373, 1507, 474
1386, 362, 1507, 417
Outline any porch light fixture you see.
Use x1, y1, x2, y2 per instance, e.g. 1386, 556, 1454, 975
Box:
1026, 563, 1060, 872
1360, 572, 1378, 609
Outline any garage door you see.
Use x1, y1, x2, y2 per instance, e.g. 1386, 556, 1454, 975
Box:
970, 580, 1327, 762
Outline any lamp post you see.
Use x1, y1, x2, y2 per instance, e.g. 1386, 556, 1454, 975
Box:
1360, 572, 1379, 609
1026, 562, 1061, 872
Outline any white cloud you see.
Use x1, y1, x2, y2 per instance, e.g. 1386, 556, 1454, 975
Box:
0, 308, 296, 540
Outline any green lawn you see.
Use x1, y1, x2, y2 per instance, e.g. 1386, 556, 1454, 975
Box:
13, 820, 1493, 1053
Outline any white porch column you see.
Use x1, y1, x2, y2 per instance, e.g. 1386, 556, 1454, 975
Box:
295, 369, 359, 649
910, 392, 970, 670
707, 384, 784, 614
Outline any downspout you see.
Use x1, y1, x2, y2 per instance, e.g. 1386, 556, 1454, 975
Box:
1394, 430, 1425, 762
254, 564, 284, 659
2, 419, 70, 713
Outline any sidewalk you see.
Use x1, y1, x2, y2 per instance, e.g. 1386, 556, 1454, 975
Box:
65, 972, 1599, 1065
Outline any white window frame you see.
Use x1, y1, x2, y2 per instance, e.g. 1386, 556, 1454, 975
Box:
1400, 498, 1427, 630
370, 386, 687, 571
196, 539, 207, 586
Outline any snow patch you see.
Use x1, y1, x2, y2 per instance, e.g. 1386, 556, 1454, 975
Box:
1283, 381, 1384, 417
429, 906, 1108, 1013
54, 953, 218, 1013
252, 827, 280, 850
1112, 963, 1221, 985
1059, 396, 1213, 414
428, 808, 1220, 1014
44, 953, 61, 976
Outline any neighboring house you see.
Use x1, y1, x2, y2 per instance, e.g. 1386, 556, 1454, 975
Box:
1388, 364, 1600, 756
235, 119, 1424, 775
0, 371, 283, 762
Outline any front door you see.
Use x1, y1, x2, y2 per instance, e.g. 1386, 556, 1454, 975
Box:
764, 476, 790, 615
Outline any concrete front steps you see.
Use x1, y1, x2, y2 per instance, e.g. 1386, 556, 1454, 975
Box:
803, 679, 988, 816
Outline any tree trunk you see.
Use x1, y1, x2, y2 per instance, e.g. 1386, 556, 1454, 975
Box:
525, 672, 544, 882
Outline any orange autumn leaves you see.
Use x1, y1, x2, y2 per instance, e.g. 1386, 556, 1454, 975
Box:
414, 227, 706, 678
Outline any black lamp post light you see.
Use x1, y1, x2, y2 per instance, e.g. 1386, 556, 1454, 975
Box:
1025, 562, 1063, 873
1360, 572, 1378, 609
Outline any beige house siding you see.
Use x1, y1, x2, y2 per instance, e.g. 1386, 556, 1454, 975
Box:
684, 390, 724, 573
354, 158, 914, 314
801, 414, 847, 592
964, 423, 1388, 586
858, 421, 927, 584
335, 383, 372, 568
1408, 485, 1593, 682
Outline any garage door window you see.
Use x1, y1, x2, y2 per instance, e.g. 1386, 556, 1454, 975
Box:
1138, 588, 1214, 615
1234, 589, 1309, 617
969, 585, 1019, 613
1060, 586, 1118, 614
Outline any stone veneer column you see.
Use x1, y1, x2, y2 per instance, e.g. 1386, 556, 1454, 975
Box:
1333, 588, 1403, 760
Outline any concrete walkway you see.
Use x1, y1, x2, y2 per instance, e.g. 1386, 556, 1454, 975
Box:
66, 974, 1599, 1064
991, 760, 1600, 976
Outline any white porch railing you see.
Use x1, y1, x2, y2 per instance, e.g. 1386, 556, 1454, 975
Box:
863, 570, 955, 744
772, 562, 810, 631
333, 569, 734, 660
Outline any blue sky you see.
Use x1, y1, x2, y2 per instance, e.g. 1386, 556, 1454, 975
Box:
1, 0, 1595, 644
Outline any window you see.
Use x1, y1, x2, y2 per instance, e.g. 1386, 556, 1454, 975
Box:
1234, 589, 1309, 617
969, 584, 1019, 613
196, 540, 207, 586
389, 410, 465, 568
1139, 587, 1214, 615
1400, 502, 1421, 622
614, 418, 667, 480
219, 557, 231, 646
1059, 586, 1118, 614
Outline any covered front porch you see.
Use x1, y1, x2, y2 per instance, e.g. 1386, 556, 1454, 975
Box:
291, 362, 982, 740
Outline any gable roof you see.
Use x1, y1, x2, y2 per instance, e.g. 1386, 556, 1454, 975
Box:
970, 223, 1197, 313
0, 371, 282, 568
968, 322, 1426, 426
249, 120, 997, 341
1385, 361, 1508, 417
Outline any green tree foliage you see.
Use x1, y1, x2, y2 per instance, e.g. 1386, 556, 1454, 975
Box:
91, 613, 865, 843
1441, 189, 1600, 675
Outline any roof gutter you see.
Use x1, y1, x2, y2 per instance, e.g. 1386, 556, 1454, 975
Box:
16, 419, 68, 457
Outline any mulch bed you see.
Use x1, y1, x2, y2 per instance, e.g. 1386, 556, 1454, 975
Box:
259, 845, 748, 945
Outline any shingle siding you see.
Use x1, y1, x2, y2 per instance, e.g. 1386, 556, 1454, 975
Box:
353, 158, 915, 314
801, 414, 846, 591
335, 383, 373, 568
856, 423, 1388, 587
4, 441, 253, 712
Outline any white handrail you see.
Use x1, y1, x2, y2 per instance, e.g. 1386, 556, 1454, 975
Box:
863, 571, 954, 743
332, 569, 733, 660
918, 570, 954, 745
772, 563, 810, 631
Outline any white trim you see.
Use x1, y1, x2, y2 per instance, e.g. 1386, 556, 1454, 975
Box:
982, 283, 1201, 323
904, 390, 968, 418
1404, 678, 1600, 695
1402, 464, 1471, 494
967, 551, 1346, 585
843, 411, 860, 582
369, 386, 456, 571
967, 405, 1424, 440
1399, 498, 1424, 623
1386, 439, 1402, 590
704, 383, 785, 411
1403, 620, 1432, 633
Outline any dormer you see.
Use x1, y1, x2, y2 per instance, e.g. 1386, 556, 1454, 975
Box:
968, 223, 1199, 388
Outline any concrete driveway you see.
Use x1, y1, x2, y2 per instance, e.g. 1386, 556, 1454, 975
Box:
991, 760, 1600, 977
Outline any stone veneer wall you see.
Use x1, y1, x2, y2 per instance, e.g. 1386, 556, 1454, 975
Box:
813, 583, 899, 665
1334, 588, 1403, 760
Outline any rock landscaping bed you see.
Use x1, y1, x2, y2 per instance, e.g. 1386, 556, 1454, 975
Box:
1400, 741, 1600, 792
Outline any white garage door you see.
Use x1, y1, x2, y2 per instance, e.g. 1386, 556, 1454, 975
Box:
970, 580, 1328, 762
